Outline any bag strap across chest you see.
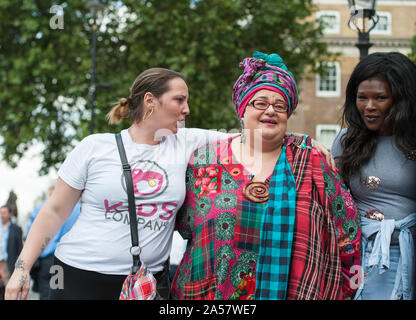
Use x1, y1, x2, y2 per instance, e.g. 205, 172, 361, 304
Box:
115, 133, 141, 274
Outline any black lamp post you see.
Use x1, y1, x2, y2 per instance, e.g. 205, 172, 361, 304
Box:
347, 0, 379, 60
87, 0, 106, 134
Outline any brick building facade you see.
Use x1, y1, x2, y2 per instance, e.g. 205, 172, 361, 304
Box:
287, 0, 416, 149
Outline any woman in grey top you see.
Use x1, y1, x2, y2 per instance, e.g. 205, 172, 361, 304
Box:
331, 52, 416, 300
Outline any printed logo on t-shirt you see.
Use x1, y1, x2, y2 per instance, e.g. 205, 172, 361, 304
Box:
103, 160, 177, 232
124, 160, 169, 199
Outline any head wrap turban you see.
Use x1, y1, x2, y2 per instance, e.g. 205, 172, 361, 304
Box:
232, 51, 298, 119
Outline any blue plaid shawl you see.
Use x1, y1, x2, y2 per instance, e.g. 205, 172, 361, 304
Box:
255, 146, 297, 300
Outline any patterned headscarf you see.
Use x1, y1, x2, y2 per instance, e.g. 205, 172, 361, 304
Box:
232, 51, 298, 119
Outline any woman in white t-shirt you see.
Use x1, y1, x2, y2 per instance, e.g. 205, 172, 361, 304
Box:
5, 67, 226, 300
5, 67, 332, 300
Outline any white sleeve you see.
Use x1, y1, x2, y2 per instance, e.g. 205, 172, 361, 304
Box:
180, 128, 229, 151
58, 135, 96, 190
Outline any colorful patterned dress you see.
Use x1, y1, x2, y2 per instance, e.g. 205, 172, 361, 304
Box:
171, 135, 361, 300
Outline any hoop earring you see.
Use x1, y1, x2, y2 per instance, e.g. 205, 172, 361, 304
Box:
142, 107, 154, 122
240, 119, 245, 144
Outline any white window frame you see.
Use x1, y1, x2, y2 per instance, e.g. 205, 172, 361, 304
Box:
316, 10, 340, 34
316, 124, 341, 151
316, 61, 341, 98
371, 11, 392, 35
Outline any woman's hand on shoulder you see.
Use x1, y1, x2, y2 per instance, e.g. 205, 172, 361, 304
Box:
312, 139, 336, 171
288, 132, 336, 171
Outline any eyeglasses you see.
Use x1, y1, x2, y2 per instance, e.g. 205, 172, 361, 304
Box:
248, 99, 288, 113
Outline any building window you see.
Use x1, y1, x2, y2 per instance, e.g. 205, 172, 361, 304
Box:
317, 10, 340, 34
316, 62, 340, 97
316, 124, 341, 151
372, 11, 392, 35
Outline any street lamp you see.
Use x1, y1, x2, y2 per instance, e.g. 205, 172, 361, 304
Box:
347, 0, 379, 60
87, 0, 106, 134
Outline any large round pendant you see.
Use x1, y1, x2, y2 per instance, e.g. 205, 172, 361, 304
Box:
243, 181, 269, 203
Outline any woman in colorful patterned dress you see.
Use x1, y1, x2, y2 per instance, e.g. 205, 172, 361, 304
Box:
171, 52, 361, 300
331, 52, 416, 300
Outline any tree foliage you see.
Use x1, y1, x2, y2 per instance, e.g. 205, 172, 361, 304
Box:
0, 0, 330, 174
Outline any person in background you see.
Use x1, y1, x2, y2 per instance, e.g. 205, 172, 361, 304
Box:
331, 52, 416, 300
0, 225, 8, 299
1, 205, 23, 277
26, 184, 80, 300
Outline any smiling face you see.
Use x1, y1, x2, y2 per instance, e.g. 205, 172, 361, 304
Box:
356, 78, 393, 135
150, 77, 190, 134
242, 89, 288, 143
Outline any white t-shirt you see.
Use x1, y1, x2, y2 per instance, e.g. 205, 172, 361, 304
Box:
55, 128, 226, 275
169, 231, 187, 266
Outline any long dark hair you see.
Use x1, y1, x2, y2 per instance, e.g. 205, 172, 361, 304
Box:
338, 52, 416, 186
